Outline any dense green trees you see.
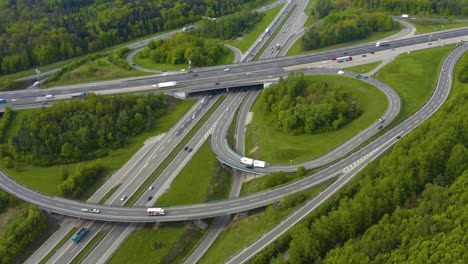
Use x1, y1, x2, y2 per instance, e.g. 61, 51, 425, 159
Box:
0, 107, 13, 142
258, 73, 361, 135
59, 163, 106, 198
349, 0, 468, 16
0, 0, 265, 75
139, 34, 229, 67
324, 170, 468, 264
195, 10, 265, 39
7, 93, 166, 165
250, 88, 468, 263
302, 9, 397, 50
0, 206, 47, 264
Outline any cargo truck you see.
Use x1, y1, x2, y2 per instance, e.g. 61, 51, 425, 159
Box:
147, 208, 165, 216
335, 56, 352, 63
71, 92, 87, 98
153, 81, 178, 88
240, 157, 267, 168
0, 99, 6, 104
72, 227, 89, 244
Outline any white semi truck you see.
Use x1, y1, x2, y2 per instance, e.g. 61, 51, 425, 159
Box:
153, 81, 178, 88
147, 208, 165, 216
240, 157, 267, 168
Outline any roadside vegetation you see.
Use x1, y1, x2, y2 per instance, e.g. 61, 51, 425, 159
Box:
199, 179, 334, 264
246, 75, 387, 164
0, 96, 196, 198
408, 19, 468, 34
374, 45, 456, 124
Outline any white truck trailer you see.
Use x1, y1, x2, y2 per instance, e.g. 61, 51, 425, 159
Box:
147, 208, 165, 216
253, 160, 266, 168
153, 81, 178, 88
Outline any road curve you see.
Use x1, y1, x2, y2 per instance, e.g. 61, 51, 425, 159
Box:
0, 43, 465, 222
224, 42, 468, 264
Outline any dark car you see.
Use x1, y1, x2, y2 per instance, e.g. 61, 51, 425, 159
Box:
361, 54, 367, 57
396, 135, 402, 139
378, 125, 383, 130
193, 74, 198, 77
147, 196, 153, 201
184, 146, 189, 151
370, 51, 375, 54
215, 82, 220, 85
188, 70, 193, 73
162, 69, 167, 72
355, 74, 362, 79
188, 148, 193, 152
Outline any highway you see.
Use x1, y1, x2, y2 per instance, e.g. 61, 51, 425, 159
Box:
0, 36, 466, 224
224, 41, 468, 264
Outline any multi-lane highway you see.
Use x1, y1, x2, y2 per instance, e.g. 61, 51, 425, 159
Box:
1, 43, 466, 224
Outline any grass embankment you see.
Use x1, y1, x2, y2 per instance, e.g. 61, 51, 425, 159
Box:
408, 19, 468, 34
253, 4, 296, 61
70, 230, 107, 264
225, 4, 284, 52
198, 179, 334, 264
38, 227, 77, 264
374, 45, 456, 125
110, 141, 232, 263
344, 61, 382, 74
44, 58, 152, 87
246, 75, 387, 164
125, 95, 225, 205
156, 141, 232, 206
1, 98, 196, 198
287, 29, 400, 56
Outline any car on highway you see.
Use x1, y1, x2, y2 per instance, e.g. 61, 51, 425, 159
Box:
193, 74, 198, 77
355, 74, 362, 79
370, 51, 375, 54
184, 146, 189, 151
80, 208, 89, 212
428, 42, 432, 45
120, 194, 127, 201
10, 99, 17, 102
378, 117, 386, 123
162, 69, 167, 72
192, 114, 196, 119
361, 54, 367, 57
224, 68, 230, 72
148, 185, 155, 191
188, 148, 193, 152
147, 196, 153, 201
180, 69, 186, 72
214, 82, 220, 85
46, 94, 54, 99
337, 70, 344, 75
258, 38, 263, 42
378, 125, 383, 130
396, 135, 402, 139
90, 208, 100, 214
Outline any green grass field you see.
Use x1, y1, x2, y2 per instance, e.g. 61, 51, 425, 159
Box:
245, 75, 387, 164
44, 58, 151, 88
374, 45, 456, 124
156, 141, 232, 206
199, 179, 334, 264
408, 19, 468, 35
224, 4, 284, 52
287, 29, 400, 56
1, 98, 196, 197
344, 61, 382, 74
108, 223, 186, 264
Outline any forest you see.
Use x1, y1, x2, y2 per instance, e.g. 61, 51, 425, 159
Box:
4, 93, 166, 166
195, 10, 265, 40
302, 9, 398, 50
250, 84, 468, 263
313, 0, 468, 18
258, 73, 362, 135
138, 34, 229, 67
0, 0, 265, 75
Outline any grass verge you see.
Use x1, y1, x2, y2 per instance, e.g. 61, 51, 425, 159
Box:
408, 19, 468, 35
373, 45, 456, 125
70, 230, 107, 264
98, 184, 121, 204
44, 58, 151, 87
344, 61, 382, 74
198, 178, 334, 264
287, 29, 400, 56
38, 227, 77, 264
253, 4, 296, 61
156, 141, 233, 206
245, 75, 387, 164
125, 95, 226, 205
225, 4, 284, 52
2, 97, 196, 197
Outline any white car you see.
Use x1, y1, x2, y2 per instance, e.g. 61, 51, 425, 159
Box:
192, 114, 197, 119
148, 186, 155, 191
45, 94, 54, 99
90, 208, 100, 214
120, 195, 127, 201
180, 69, 186, 72
10, 99, 17, 102
337, 70, 344, 75
224, 68, 230, 72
